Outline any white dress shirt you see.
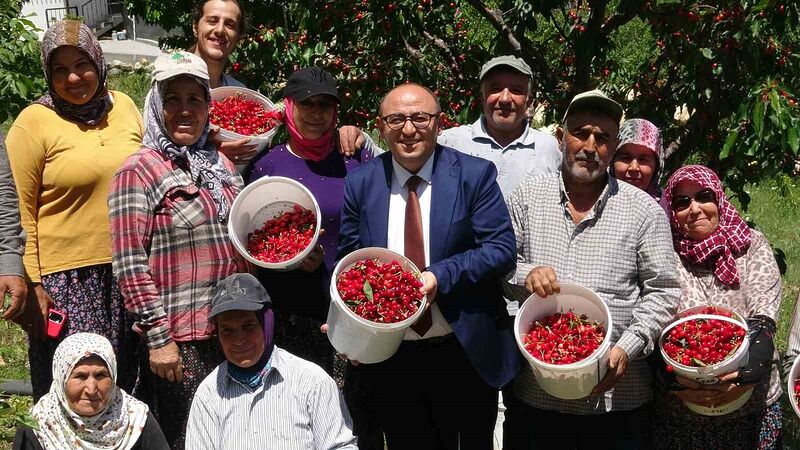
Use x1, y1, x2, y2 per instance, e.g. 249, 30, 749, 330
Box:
388, 154, 454, 340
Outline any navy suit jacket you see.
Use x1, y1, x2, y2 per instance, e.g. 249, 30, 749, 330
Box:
337, 145, 520, 388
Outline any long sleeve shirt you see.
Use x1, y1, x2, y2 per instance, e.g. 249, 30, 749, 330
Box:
504, 172, 681, 414
5, 92, 142, 282
0, 132, 25, 277
108, 147, 242, 349
185, 348, 357, 450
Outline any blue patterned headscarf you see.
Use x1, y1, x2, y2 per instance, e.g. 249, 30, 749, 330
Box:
142, 74, 233, 223
35, 19, 112, 125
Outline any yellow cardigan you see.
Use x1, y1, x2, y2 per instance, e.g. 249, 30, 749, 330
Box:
6, 91, 143, 282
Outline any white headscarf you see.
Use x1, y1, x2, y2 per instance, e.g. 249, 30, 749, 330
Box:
31, 333, 149, 450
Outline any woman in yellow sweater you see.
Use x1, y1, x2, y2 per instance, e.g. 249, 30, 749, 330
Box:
5, 19, 141, 400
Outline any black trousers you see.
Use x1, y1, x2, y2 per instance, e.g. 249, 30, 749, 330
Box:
350, 334, 498, 450
503, 388, 653, 450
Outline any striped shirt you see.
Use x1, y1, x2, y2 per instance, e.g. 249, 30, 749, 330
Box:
185, 347, 358, 450
504, 172, 681, 414
109, 147, 243, 349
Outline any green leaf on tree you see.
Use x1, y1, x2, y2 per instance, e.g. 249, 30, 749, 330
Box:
753, 101, 766, 136
789, 127, 799, 155
720, 131, 738, 160
363, 280, 373, 302
700, 48, 713, 59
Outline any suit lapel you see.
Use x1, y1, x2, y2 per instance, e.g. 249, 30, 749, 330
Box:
366, 155, 392, 248
430, 147, 459, 264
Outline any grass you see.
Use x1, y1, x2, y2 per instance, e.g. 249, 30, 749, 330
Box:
106, 70, 150, 111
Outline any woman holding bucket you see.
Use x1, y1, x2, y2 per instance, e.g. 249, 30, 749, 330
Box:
652, 165, 782, 449
109, 51, 244, 449
244, 67, 379, 448
244, 67, 371, 374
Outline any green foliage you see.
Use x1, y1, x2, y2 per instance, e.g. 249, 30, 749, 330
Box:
107, 69, 151, 111
0, 394, 34, 445
127, 0, 799, 204
0, 3, 45, 124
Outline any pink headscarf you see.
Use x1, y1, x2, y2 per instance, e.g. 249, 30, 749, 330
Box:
663, 165, 752, 286
284, 97, 338, 161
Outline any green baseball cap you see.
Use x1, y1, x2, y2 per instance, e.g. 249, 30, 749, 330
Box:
562, 89, 623, 124
479, 55, 532, 81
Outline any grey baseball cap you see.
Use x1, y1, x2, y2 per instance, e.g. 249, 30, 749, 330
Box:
209, 274, 271, 319
562, 89, 623, 124
479, 55, 532, 81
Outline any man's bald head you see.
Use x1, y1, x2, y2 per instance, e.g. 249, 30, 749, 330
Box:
376, 83, 443, 174
378, 83, 441, 117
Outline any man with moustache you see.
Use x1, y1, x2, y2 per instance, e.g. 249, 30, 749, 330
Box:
339, 56, 560, 198
336, 83, 519, 449
502, 90, 681, 449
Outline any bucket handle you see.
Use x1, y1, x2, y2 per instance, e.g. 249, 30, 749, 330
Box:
585, 357, 603, 410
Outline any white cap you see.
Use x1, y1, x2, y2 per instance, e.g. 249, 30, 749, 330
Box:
152, 51, 209, 83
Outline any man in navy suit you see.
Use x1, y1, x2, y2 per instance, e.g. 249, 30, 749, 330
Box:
337, 83, 520, 449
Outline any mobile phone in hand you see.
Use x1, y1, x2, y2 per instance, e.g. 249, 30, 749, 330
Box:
46, 309, 67, 339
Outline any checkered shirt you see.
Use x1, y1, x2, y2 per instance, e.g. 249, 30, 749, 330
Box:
504, 172, 681, 414
109, 147, 243, 349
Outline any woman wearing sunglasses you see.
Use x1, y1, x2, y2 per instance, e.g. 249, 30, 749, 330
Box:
651, 165, 783, 449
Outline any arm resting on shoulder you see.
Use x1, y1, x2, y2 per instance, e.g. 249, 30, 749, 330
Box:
427, 163, 516, 296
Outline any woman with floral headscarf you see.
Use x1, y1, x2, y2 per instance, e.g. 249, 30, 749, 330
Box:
108, 51, 244, 450
652, 165, 783, 449
13, 333, 168, 450
5, 19, 141, 400
612, 118, 663, 200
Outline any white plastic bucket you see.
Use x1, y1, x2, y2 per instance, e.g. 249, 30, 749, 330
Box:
660, 313, 751, 416
788, 355, 800, 419
514, 283, 613, 400
659, 314, 750, 383
326, 247, 428, 364
228, 176, 321, 271
210, 86, 281, 171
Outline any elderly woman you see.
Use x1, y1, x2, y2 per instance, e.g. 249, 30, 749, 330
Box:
652, 165, 782, 449
13, 333, 168, 450
109, 51, 243, 449
5, 19, 140, 400
245, 67, 371, 374
612, 118, 663, 200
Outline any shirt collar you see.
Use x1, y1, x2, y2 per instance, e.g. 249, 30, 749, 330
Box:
392, 151, 434, 188
224, 348, 281, 392
558, 171, 616, 216
470, 116, 533, 149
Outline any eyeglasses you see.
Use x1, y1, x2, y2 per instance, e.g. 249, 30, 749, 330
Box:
670, 188, 717, 212
380, 111, 440, 131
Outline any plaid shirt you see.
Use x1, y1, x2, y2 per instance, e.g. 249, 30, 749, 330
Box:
109, 147, 243, 349
504, 172, 681, 414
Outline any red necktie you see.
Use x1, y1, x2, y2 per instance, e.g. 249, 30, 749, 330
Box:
405, 175, 432, 336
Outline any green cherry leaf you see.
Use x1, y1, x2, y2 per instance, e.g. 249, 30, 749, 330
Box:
363, 280, 374, 302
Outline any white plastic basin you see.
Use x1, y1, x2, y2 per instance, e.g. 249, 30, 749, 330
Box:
514, 283, 613, 400
326, 247, 428, 364
228, 176, 321, 271
660, 313, 751, 416
788, 355, 800, 419
210, 86, 281, 171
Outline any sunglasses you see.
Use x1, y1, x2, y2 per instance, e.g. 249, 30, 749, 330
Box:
670, 188, 717, 212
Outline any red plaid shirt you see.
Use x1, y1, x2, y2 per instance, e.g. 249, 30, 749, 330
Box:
109, 147, 243, 349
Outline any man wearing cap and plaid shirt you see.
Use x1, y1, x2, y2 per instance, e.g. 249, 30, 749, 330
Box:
502, 89, 681, 449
